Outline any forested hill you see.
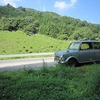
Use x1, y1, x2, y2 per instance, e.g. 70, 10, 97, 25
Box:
0, 4, 100, 40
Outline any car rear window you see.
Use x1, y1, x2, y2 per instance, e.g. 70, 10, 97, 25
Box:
94, 42, 100, 49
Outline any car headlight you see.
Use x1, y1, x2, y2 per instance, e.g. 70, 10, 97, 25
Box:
59, 55, 65, 63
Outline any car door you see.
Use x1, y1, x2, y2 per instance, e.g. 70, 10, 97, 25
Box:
78, 42, 95, 63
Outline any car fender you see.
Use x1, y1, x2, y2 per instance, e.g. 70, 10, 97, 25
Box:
65, 56, 78, 63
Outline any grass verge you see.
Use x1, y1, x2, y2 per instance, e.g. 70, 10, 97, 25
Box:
0, 64, 100, 100
0, 54, 53, 60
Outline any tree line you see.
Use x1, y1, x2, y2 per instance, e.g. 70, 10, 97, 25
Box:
0, 4, 100, 40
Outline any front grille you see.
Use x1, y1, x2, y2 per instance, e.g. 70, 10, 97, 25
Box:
54, 56, 60, 61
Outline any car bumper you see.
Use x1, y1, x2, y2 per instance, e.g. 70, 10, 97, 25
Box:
54, 56, 66, 64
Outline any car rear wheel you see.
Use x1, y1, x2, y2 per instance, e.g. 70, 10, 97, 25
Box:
67, 58, 77, 67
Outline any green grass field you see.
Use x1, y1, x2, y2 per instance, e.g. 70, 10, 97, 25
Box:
0, 64, 100, 100
0, 31, 72, 55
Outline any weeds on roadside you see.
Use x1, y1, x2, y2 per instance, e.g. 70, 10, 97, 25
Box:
0, 64, 100, 100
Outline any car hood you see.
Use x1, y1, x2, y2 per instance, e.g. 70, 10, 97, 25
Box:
54, 50, 68, 56
54, 49, 77, 56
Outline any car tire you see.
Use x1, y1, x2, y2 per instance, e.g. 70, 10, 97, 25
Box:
67, 58, 77, 67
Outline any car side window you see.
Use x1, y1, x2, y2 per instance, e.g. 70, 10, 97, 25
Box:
94, 42, 100, 50
80, 42, 93, 50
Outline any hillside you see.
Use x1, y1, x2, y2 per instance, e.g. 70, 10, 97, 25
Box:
0, 31, 72, 54
0, 4, 100, 40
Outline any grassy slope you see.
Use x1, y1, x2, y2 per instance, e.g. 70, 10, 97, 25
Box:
0, 64, 100, 100
0, 31, 72, 55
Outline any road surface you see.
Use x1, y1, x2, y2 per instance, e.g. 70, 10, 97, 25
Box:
0, 57, 57, 72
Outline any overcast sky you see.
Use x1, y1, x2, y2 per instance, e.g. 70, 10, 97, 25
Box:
0, 0, 100, 24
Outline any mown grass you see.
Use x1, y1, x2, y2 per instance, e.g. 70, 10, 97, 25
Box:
0, 64, 100, 100
0, 31, 72, 55
0, 54, 53, 60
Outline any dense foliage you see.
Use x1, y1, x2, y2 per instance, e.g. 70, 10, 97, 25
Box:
0, 64, 100, 100
0, 4, 100, 40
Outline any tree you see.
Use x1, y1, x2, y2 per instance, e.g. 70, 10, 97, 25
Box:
24, 21, 39, 35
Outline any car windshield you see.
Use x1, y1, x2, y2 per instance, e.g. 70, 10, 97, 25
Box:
69, 42, 80, 50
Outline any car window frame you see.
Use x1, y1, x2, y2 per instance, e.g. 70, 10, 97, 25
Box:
79, 42, 93, 50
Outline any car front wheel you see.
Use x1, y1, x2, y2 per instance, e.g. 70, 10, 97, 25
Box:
67, 58, 77, 67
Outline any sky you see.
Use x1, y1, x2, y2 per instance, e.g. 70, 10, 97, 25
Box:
0, 0, 100, 24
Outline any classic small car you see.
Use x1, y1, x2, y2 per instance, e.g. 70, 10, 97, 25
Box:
54, 40, 100, 67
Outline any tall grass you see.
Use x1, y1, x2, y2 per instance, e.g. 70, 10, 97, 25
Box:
0, 31, 72, 55
0, 64, 100, 100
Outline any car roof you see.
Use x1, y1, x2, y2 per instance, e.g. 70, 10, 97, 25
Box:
74, 40, 100, 43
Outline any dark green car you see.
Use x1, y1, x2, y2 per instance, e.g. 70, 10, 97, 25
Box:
54, 40, 100, 67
